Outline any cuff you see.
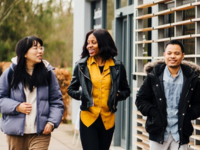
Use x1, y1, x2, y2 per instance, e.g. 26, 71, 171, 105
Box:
15, 104, 20, 112
48, 122, 54, 128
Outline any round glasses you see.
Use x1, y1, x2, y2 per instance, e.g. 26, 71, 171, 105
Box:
32, 46, 45, 51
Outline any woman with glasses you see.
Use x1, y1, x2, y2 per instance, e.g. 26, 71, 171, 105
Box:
0, 36, 64, 150
67, 29, 131, 150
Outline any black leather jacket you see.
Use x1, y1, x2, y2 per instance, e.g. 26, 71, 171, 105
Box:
136, 60, 200, 145
67, 57, 130, 112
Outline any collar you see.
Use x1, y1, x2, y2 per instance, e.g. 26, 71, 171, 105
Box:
87, 56, 115, 68
154, 63, 194, 78
88, 57, 97, 66
78, 56, 88, 64
164, 66, 182, 79
104, 58, 115, 70
78, 56, 120, 64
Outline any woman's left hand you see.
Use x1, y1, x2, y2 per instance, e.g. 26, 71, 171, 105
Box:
42, 123, 53, 135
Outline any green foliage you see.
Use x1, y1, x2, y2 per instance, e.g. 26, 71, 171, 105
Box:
0, 0, 73, 67
66, 66, 73, 75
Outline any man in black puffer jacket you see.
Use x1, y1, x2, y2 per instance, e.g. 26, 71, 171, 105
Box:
136, 40, 200, 150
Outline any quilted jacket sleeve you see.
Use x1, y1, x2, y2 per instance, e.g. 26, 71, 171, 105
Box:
135, 74, 158, 117
0, 68, 21, 115
187, 77, 200, 120
117, 63, 131, 101
67, 64, 82, 100
47, 70, 64, 128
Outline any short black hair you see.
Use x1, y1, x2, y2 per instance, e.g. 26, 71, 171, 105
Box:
81, 29, 118, 60
164, 40, 184, 53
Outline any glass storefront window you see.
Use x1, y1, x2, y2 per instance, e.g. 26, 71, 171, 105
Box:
184, 8, 195, 20
120, 0, 127, 8
183, 8, 195, 35
183, 39, 195, 54
106, 0, 114, 37
92, 1, 102, 29
183, 8, 195, 54
183, 24, 195, 35
142, 8, 151, 57
165, 14, 174, 38
184, 58, 195, 62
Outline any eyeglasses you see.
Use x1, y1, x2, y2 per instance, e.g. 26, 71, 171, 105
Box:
31, 46, 45, 51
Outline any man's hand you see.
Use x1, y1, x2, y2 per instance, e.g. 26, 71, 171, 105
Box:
42, 123, 53, 135
16, 102, 32, 115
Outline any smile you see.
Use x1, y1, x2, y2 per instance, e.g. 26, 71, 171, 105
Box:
88, 49, 95, 54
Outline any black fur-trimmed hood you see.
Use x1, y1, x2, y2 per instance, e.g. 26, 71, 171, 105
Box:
144, 59, 200, 77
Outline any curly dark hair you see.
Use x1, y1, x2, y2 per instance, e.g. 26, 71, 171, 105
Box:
81, 29, 118, 60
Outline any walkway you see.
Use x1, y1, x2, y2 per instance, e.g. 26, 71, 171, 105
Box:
0, 123, 124, 150
0, 123, 82, 150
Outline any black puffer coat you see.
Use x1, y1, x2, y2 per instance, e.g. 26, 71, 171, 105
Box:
135, 60, 200, 145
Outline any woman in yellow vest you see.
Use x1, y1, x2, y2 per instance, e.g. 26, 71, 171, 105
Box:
67, 29, 130, 150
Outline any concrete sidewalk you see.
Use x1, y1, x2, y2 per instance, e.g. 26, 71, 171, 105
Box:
0, 123, 124, 150
0, 123, 82, 150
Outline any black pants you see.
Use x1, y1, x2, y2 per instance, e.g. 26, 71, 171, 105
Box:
80, 115, 115, 150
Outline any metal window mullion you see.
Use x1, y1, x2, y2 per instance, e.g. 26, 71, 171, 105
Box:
101, 0, 107, 29
175, 0, 184, 37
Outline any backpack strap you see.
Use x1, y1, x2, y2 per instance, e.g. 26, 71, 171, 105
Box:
8, 67, 14, 85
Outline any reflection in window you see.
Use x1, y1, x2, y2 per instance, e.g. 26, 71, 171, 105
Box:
142, 8, 151, 57
107, 0, 114, 37
166, 14, 174, 37
120, 0, 127, 8
92, 1, 102, 29
129, 0, 133, 5
135, 60, 137, 72
183, 8, 195, 54
184, 58, 195, 62
183, 8, 195, 20
183, 24, 195, 35
183, 39, 195, 54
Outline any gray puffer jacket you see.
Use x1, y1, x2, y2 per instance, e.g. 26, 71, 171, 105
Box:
0, 59, 64, 135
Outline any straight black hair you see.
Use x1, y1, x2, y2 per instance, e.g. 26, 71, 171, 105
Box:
81, 29, 118, 60
165, 40, 185, 53
11, 36, 49, 91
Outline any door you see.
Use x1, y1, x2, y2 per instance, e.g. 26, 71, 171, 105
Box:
115, 14, 133, 150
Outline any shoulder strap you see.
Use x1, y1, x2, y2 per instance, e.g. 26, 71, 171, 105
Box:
8, 68, 14, 96
47, 70, 51, 85
8, 67, 13, 85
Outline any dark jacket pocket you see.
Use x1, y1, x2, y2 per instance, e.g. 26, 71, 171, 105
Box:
183, 114, 193, 136
145, 113, 163, 134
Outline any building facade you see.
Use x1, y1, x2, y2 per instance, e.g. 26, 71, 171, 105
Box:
72, 0, 200, 149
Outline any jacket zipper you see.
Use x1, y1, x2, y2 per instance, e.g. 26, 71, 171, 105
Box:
20, 85, 26, 136
112, 70, 119, 111
113, 81, 116, 110
178, 83, 191, 145
37, 88, 39, 135
79, 68, 94, 106
180, 75, 197, 118
155, 75, 165, 143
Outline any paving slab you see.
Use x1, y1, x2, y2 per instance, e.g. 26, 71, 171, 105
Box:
0, 123, 82, 150
0, 123, 124, 150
